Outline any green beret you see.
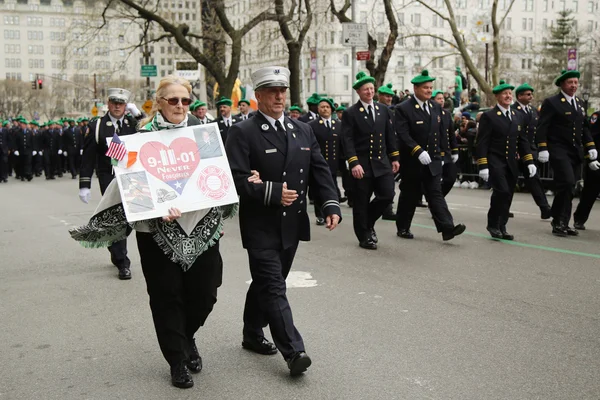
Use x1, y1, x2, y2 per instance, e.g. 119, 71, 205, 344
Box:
336, 105, 346, 112
76, 118, 82, 123
305, 92, 321, 106
352, 71, 376, 90
411, 70, 436, 85
492, 79, 514, 94
81, 117, 89, 122
2, 120, 9, 126
432, 90, 444, 98
289, 105, 303, 113
238, 99, 250, 106
318, 97, 334, 110
554, 69, 580, 86
30, 120, 39, 126
16, 116, 28, 123
189, 100, 201, 111
216, 96, 232, 107
515, 83, 534, 95
377, 83, 395, 96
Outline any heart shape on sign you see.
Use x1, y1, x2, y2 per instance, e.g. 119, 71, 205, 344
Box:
140, 137, 200, 195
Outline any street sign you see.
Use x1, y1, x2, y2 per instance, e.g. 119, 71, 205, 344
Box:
342, 23, 368, 48
91, 106, 98, 117
141, 65, 157, 77
142, 100, 153, 114
567, 48, 577, 71
356, 51, 371, 61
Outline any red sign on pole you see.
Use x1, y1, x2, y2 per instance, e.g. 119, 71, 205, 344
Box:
356, 51, 370, 61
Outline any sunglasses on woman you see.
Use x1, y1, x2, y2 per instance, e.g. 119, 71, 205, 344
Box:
161, 97, 192, 106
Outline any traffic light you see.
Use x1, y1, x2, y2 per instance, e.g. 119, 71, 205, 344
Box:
37, 79, 43, 89
31, 80, 37, 90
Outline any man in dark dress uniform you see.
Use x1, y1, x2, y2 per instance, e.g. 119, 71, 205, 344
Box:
510, 83, 551, 219
476, 80, 537, 240
309, 97, 341, 225
377, 83, 399, 221
8, 119, 21, 178
432, 90, 460, 196
536, 70, 597, 237
298, 92, 320, 123
342, 71, 400, 250
42, 120, 63, 180
288, 104, 303, 120
31, 121, 44, 177
0, 120, 9, 182
190, 100, 214, 124
236, 99, 253, 121
62, 118, 83, 179
226, 66, 341, 376
214, 96, 240, 144
79, 88, 140, 279
395, 70, 466, 241
14, 117, 34, 181
573, 111, 600, 229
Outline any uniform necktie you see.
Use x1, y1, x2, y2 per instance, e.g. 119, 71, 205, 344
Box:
367, 105, 374, 121
424, 103, 430, 115
326, 120, 330, 129
274, 120, 285, 132
116, 120, 122, 133
571, 99, 577, 111
505, 110, 511, 121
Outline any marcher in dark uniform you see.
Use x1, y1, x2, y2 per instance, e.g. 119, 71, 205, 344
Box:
0, 120, 9, 182
288, 104, 303, 120
79, 88, 141, 279
8, 119, 21, 178
298, 92, 320, 123
214, 96, 240, 144
573, 111, 600, 229
476, 80, 537, 240
377, 83, 398, 221
335, 105, 352, 205
432, 90, 460, 196
30, 121, 44, 177
236, 99, 253, 121
309, 97, 341, 225
62, 118, 83, 179
42, 120, 63, 180
536, 70, 597, 237
226, 66, 342, 376
395, 70, 466, 241
14, 116, 34, 181
510, 83, 552, 219
189, 100, 213, 124
342, 71, 400, 250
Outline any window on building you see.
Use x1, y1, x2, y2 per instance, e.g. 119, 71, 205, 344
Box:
415, 37, 421, 47
414, 55, 421, 66
528, 18, 533, 30
432, 15, 437, 27
343, 53, 349, 66
413, 13, 421, 26
588, 1, 594, 11
439, 57, 444, 68
522, 18, 527, 29
397, 12, 404, 25
573, 0, 578, 10
343, 75, 349, 91
397, 56, 405, 66
331, 31, 335, 44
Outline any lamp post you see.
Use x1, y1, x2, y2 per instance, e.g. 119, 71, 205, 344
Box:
582, 91, 590, 116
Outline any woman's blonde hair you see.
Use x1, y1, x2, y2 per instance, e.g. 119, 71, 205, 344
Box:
138, 75, 193, 127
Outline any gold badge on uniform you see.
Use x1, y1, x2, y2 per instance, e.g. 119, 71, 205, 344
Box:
359, 107, 364, 112
319, 120, 323, 124
561, 98, 566, 102
497, 111, 502, 116
517, 106, 521, 110
518, 126, 522, 131
375, 105, 379, 110
106, 121, 113, 126
415, 104, 420, 109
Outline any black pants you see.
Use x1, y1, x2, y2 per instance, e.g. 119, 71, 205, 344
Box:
99, 173, 131, 268
0, 153, 7, 180
33, 154, 43, 175
351, 173, 395, 242
519, 160, 549, 210
44, 151, 60, 178
67, 150, 78, 177
137, 232, 222, 367
442, 161, 458, 197
488, 166, 516, 230
396, 171, 454, 233
338, 159, 353, 202
9, 153, 17, 176
574, 167, 600, 224
17, 153, 32, 179
550, 157, 580, 226
314, 172, 340, 219
243, 245, 303, 359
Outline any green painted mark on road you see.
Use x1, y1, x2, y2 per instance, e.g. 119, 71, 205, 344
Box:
340, 212, 600, 260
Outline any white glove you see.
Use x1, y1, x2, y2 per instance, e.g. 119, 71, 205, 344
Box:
80, 149, 83, 155
64, 151, 68, 156
58, 150, 63, 155
14, 151, 19, 156
418, 151, 432, 165
79, 188, 91, 204
32, 151, 37, 156
479, 168, 489, 182
126, 103, 141, 117
39, 151, 43, 156
527, 164, 537, 177
589, 149, 598, 161
451, 153, 459, 163
589, 160, 600, 171
441, 160, 445, 167
538, 150, 549, 163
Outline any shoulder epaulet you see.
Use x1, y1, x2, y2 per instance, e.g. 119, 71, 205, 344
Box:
89, 116, 100, 123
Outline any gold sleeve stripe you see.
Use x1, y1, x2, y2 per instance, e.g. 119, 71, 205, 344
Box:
538, 142, 547, 147
347, 156, 358, 163
440, 152, 445, 156
388, 151, 399, 157
585, 142, 595, 147
477, 158, 488, 164
522, 154, 533, 161
411, 145, 422, 156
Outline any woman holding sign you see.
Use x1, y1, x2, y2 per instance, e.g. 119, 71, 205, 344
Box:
70, 76, 257, 389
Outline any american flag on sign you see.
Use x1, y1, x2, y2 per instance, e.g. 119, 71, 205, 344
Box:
105, 132, 127, 161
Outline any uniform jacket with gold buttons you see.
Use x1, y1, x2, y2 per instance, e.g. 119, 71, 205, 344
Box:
536, 92, 596, 162
511, 102, 539, 156
476, 105, 533, 178
309, 117, 339, 174
395, 96, 448, 178
341, 100, 399, 178
226, 112, 342, 250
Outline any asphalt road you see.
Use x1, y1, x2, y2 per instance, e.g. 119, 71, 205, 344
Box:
1, 177, 599, 400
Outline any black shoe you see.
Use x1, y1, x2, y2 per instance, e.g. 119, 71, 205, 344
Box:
242, 335, 278, 355
58, 174, 63, 178
566, 227, 579, 236
382, 212, 396, 221
370, 229, 378, 243
170, 361, 194, 389
118, 267, 131, 280
541, 207, 552, 220
309, 199, 314, 205
347, 199, 353, 208
442, 224, 466, 241
187, 339, 202, 373
71, 175, 77, 179
487, 227, 503, 239
316, 217, 325, 226
20, 177, 24, 181
416, 201, 427, 208
508, 212, 514, 218
339, 196, 348, 203
359, 239, 377, 250
501, 231, 514, 241
551, 222, 568, 237
573, 221, 585, 230
286, 352, 312, 376
397, 229, 414, 239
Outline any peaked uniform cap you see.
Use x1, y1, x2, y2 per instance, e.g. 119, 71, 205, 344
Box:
515, 82, 534, 95
352, 71, 376, 90
411, 70, 436, 85
216, 96, 233, 107
378, 83, 395, 96
554, 69, 580, 86
251, 66, 290, 90
305, 92, 321, 105
492, 79, 514, 94
107, 88, 131, 103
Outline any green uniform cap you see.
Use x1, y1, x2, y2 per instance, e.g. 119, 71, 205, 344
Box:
554, 69, 580, 86
2, 120, 9, 126
318, 97, 335, 110
289, 105, 303, 113
30, 120, 39, 126
305, 92, 321, 106
377, 83, 395, 96
515, 82, 534, 95
238, 99, 250, 106
352, 71, 376, 90
81, 117, 89, 122
432, 90, 444, 98
16, 116, 28, 123
492, 79, 514, 94
336, 105, 346, 112
216, 96, 232, 107
189, 100, 201, 111
411, 70, 436, 85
